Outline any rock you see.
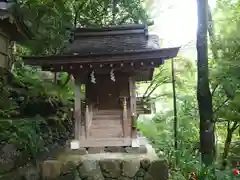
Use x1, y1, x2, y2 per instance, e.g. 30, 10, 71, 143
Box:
19, 164, 39, 180
147, 160, 168, 180
119, 176, 132, 180
140, 159, 151, 170
42, 160, 62, 179
135, 168, 146, 178
144, 172, 153, 180
122, 159, 140, 178
0, 171, 21, 180
61, 161, 77, 175
58, 170, 83, 180
135, 177, 144, 180
78, 160, 104, 180
0, 144, 21, 174
58, 172, 76, 180
99, 159, 121, 178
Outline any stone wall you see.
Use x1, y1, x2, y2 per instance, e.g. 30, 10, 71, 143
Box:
42, 144, 168, 180
0, 143, 168, 180
0, 143, 65, 180
43, 158, 167, 180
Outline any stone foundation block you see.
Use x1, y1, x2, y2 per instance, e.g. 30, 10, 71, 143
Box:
41, 144, 168, 180
42, 160, 61, 179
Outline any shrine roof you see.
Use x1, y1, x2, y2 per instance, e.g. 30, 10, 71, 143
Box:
23, 47, 180, 65
73, 24, 146, 33
63, 24, 159, 55
23, 24, 180, 69
0, 0, 33, 41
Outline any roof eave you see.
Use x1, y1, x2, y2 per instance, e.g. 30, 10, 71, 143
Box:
23, 47, 180, 65
0, 9, 33, 41
74, 24, 147, 33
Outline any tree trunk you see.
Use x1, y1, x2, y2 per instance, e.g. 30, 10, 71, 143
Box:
222, 122, 238, 168
222, 129, 233, 164
196, 0, 215, 165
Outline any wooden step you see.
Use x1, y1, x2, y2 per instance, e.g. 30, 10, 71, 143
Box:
89, 130, 123, 137
78, 137, 132, 147
90, 123, 122, 129
92, 115, 121, 120
91, 124, 122, 129
93, 110, 122, 116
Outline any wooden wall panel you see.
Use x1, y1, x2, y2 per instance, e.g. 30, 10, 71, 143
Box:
0, 32, 9, 68
86, 72, 130, 109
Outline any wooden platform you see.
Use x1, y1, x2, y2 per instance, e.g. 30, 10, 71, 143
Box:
75, 137, 132, 147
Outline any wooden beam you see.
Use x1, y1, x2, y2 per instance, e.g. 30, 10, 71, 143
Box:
74, 29, 145, 37
42, 60, 161, 72
74, 78, 82, 141
122, 97, 128, 138
129, 77, 137, 116
74, 137, 132, 147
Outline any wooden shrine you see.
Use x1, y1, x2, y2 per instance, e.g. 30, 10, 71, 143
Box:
0, 0, 32, 69
23, 24, 180, 148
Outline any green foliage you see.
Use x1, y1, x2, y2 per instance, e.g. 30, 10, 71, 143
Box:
137, 0, 240, 174
0, 62, 74, 172
0, 0, 152, 174
15, 0, 151, 55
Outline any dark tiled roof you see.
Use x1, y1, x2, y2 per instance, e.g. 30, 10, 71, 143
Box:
63, 24, 160, 55
74, 24, 147, 33
0, 0, 32, 41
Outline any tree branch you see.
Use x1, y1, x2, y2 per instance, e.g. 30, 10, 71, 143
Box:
213, 98, 230, 114
211, 82, 220, 97
144, 79, 170, 100
142, 68, 164, 98
207, 4, 218, 60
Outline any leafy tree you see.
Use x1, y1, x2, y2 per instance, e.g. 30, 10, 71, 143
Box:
208, 0, 240, 166
14, 0, 151, 56
0, 0, 153, 175
196, 0, 215, 165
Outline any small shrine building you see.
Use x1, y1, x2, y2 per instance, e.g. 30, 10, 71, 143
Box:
0, 0, 32, 69
23, 24, 180, 149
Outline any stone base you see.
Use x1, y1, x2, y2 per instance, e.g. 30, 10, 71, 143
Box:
41, 144, 168, 180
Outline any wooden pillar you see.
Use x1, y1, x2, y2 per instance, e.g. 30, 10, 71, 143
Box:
74, 78, 81, 141
85, 104, 89, 139
122, 97, 128, 137
0, 30, 10, 69
129, 77, 137, 139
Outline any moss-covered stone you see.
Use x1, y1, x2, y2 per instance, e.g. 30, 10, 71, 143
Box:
60, 161, 77, 175
78, 160, 104, 180
140, 159, 151, 170
38, 144, 168, 180
100, 159, 122, 178
135, 168, 146, 178
122, 159, 140, 178
147, 160, 168, 180
42, 160, 62, 179
144, 172, 153, 180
